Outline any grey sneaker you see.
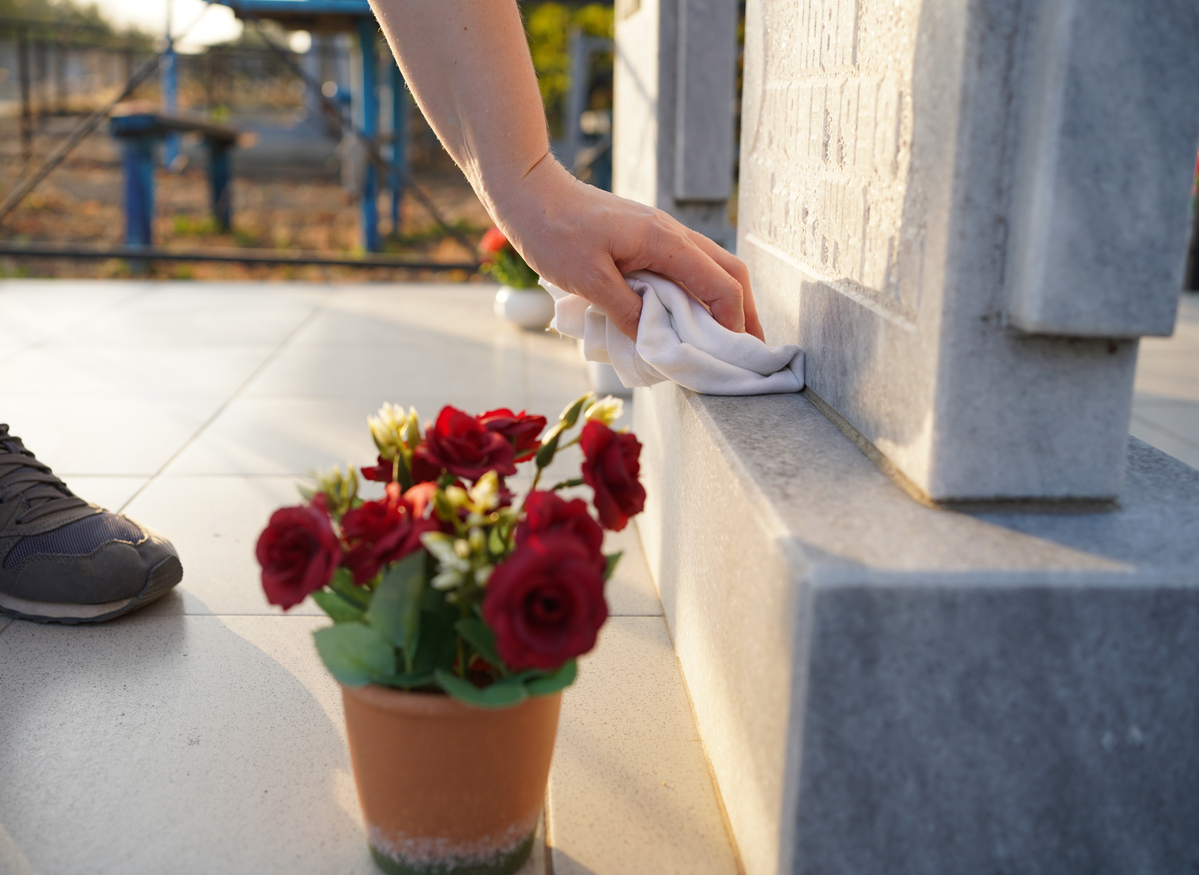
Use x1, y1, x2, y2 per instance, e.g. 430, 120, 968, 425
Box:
0, 424, 183, 624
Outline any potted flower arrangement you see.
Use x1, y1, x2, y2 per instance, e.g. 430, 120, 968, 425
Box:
255, 392, 644, 875
480, 225, 557, 330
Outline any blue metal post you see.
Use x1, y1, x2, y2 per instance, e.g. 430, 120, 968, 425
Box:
389, 61, 407, 237
121, 135, 157, 247
207, 140, 233, 231
162, 45, 180, 168
356, 18, 379, 252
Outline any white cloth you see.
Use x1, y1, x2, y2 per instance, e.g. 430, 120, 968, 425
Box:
544, 270, 805, 395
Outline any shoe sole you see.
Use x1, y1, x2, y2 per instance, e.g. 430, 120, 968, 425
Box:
0, 555, 184, 625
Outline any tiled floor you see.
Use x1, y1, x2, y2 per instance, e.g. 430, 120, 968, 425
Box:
1131, 293, 1199, 469
0, 281, 737, 875
4, 282, 1197, 875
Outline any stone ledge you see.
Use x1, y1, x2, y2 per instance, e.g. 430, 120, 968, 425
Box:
634, 383, 1199, 875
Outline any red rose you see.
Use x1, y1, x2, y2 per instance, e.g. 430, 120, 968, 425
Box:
362, 452, 440, 485
477, 408, 547, 462
340, 483, 440, 583
479, 226, 509, 255
517, 490, 603, 563
414, 406, 516, 481
360, 454, 393, 482
256, 500, 341, 610
579, 421, 646, 531
483, 532, 608, 671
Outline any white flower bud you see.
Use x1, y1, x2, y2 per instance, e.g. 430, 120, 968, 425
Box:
584, 395, 624, 427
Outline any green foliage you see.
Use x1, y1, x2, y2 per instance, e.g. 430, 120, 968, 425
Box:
482, 248, 540, 289
313, 623, 396, 687
525, 3, 614, 137
0, 0, 153, 45
368, 553, 426, 673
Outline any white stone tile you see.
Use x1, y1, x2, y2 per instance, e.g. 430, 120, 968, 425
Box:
0, 611, 549, 875
561, 618, 699, 744
63, 476, 150, 514
0, 396, 226, 476
122, 475, 323, 616
2, 343, 276, 398
306, 283, 508, 347
0, 614, 375, 875
548, 616, 737, 874
550, 739, 738, 875
603, 524, 663, 617
242, 339, 526, 401
0, 280, 148, 361
163, 397, 408, 476
69, 283, 327, 346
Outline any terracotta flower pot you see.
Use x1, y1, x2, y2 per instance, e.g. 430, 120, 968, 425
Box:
341, 684, 562, 875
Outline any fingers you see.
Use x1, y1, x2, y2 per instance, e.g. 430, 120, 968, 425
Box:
576, 260, 644, 341
632, 221, 746, 334
683, 229, 765, 341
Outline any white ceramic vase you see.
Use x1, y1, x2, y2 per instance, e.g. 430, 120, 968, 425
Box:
494, 286, 556, 330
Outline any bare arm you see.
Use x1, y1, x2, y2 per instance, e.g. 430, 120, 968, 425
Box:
368, 0, 762, 340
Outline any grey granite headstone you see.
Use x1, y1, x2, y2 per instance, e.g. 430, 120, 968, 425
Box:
611, 0, 1199, 874
736, 0, 1199, 501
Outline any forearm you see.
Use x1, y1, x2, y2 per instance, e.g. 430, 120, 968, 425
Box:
368, 0, 550, 219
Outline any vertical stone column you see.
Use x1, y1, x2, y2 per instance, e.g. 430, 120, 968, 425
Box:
612, 0, 738, 245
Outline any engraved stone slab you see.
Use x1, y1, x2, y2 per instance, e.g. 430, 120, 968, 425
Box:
736, 0, 1199, 501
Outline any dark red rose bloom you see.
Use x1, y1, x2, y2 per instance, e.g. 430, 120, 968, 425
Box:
477, 409, 547, 462
579, 421, 646, 531
483, 532, 608, 671
256, 499, 341, 610
516, 490, 603, 564
479, 226, 509, 255
414, 406, 516, 481
363, 452, 440, 485
340, 483, 441, 583
360, 454, 393, 482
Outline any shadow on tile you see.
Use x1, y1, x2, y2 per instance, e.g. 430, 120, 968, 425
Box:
0, 613, 374, 875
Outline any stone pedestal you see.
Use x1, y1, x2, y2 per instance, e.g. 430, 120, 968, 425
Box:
635, 383, 1199, 875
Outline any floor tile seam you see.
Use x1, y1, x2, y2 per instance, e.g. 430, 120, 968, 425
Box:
1129, 413, 1199, 450
116, 303, 332, 511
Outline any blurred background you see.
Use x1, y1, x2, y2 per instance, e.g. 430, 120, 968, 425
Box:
0, 0, 619, 280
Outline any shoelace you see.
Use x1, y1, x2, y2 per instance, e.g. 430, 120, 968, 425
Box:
0, 424, 88, 524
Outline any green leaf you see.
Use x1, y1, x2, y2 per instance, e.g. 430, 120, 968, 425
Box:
603, 551, 623, 581
372, 669, 435, 689
435, 670, 530, 709
455, 618, 508, 676
311, 588, 364, 623
550, 477, 585, 491
525, 659, 578, 697
367, 552, 426, 673
329, 567, 371, 610
559, 392, 593, 430
313, 624, 396, 687
534, 431, 560, 469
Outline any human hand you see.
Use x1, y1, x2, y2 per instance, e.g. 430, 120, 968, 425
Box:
492, 156, 764, 342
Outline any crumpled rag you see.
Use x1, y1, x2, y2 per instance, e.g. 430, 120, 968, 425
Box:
544, 270, 805, 395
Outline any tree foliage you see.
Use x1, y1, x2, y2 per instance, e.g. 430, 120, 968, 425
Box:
524, 2, 614, 137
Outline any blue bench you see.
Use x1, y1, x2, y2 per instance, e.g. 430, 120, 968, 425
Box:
109, 105, 242, 247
